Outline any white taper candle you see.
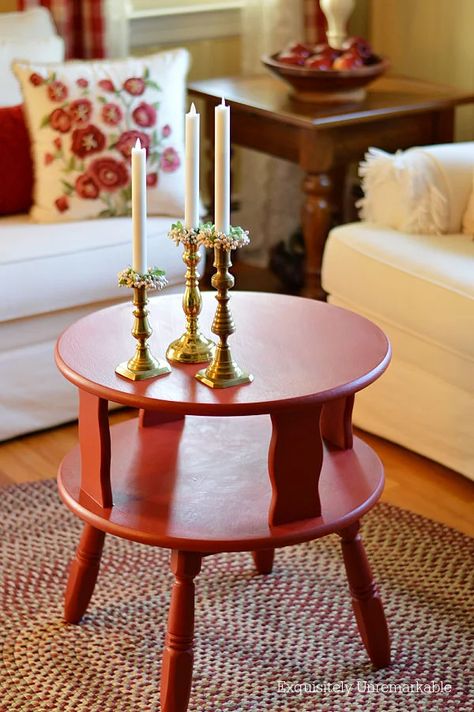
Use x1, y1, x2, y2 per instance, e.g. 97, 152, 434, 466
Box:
214, 97, 230, 234
185, 103, 200, 230
131, 138, 147, 274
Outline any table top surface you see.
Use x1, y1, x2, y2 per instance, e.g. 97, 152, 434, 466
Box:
189, 74, 474, 129
56, 292, 390, 416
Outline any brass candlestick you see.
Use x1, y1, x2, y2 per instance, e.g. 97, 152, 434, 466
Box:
196, 246, 253, 388
116, 285, 171, 381
166, 242, 215, 363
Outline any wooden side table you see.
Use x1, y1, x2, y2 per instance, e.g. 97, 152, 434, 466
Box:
55, 292, 391, 712
189, 74, 474, 299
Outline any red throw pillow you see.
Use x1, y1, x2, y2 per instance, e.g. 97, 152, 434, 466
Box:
0, 104, 33, 215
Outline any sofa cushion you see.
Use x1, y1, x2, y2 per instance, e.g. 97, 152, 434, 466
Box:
0, 214, 190, 322
0, 105, 33, 215
13, 49, 189, 223
321, 222, 474, 362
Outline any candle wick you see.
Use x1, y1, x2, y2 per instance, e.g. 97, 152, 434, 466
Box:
134, 138, 141, 150
190, 102, 196, 115
220, 97, 226, 106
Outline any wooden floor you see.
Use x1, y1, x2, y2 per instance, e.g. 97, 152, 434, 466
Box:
0, 409, 472, 537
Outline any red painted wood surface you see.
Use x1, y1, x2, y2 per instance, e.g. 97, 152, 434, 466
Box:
78, 391, 112, 508
268, 404, 323, 525
55, 292, 390, 417
160, 551, 202, 712
321, 395, 354, 450
339, 522, 391, 668
252, 549, 275, 575
64, 523, 105, 624
58, 415, 384, 552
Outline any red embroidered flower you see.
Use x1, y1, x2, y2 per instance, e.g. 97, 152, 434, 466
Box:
47, 80, 68, 102
76, 78, 89, 88
75, 173, 100, 199
160, 147, 180, 173
29, 73, 44, 86
162, 124, 171, 138
88, 157, 128, 190
98, 79, 115, 92
132, 102, 157, 128
101, 102, 123, 126
123, 77, 145, 96
44, 153, 54, 165
53, 137, 62, 150
70, 99, 93, 126
55, 196, 69, 213
146, 173, 158, 187
50, 108, 72, 133
116, 130, 150, 159
71, 125, 106, 158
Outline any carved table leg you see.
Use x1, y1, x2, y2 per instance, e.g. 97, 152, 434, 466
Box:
268, 404, 323, 526
301, 172, 332, 300
252, 549, 275, 574
161, 551, 202, 712
64, 523, 106, 624
338, 522, 391, 668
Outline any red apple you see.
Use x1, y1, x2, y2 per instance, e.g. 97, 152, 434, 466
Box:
286, 42, 312, 57
332, 51, 364, 70
313, 42, 342, 63
305, 55, 333, 70
342, 36, 373, 60
277, 52, 306, 66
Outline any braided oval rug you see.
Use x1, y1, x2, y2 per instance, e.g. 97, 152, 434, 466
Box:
0, 480, 472, 712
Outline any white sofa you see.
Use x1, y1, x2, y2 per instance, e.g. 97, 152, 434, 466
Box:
322, 143, 474, 480
0, 8, 189, 441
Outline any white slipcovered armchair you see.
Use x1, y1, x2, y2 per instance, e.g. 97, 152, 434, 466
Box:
322, 142, 474, 480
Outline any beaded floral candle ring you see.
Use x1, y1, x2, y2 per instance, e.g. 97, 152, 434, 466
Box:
166, 221, 215, 364
115, 266, 171, 381
195, 224, 253, 389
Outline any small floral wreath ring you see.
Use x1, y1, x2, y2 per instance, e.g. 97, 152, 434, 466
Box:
168, 221, 250, 250
199, 224, 250, 250
118, 266, 168, 290
168, 221, 201, 246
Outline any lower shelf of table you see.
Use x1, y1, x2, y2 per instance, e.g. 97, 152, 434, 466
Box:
58, 414, 384, 552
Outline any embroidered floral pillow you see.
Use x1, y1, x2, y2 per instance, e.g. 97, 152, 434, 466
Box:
13, 49, 189, 223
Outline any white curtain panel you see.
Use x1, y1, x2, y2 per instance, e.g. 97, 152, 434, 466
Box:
235, 0, 304, 267
104, 0, 130, 58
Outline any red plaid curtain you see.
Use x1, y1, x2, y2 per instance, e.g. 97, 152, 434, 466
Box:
304, 0, 327, 44
18, 0, 106, 59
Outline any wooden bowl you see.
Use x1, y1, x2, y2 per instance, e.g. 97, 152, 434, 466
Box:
261, 53, 389, 103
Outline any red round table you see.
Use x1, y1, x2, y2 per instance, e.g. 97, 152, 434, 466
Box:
55, 292, 392, 712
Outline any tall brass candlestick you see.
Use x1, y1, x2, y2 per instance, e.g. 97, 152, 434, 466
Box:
166, 242, 215, 363
116, 286, 171, 381
196, 246, 253, 388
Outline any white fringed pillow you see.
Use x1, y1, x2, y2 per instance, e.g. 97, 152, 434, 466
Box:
358, 147, 450, 235
13, 49, 189, 223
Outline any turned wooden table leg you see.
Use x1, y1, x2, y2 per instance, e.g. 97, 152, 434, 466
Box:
338, 522, 391, 668
161, 551, 202, 712
252, 549, 275, 574
64, 523, 105, 624
301, 172, 333, 300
